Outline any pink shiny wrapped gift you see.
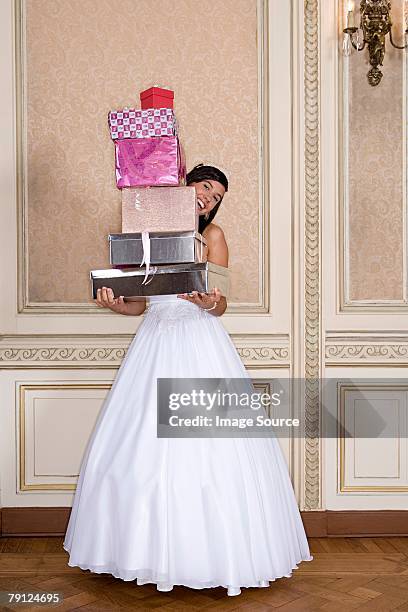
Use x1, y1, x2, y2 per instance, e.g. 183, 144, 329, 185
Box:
114, 136, 186, 188
122, 186, 198, 233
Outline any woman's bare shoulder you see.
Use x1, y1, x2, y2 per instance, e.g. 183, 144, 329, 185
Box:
203, 223, 228, 266
203, 222, 226, 242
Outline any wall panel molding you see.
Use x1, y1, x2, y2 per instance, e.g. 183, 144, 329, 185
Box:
338, 0, 407, 310
18, 382, 111, 491
15, 379, 288, 494
15, 0, 269, 314
338, 383, 408, 493
0, 333, 290, 369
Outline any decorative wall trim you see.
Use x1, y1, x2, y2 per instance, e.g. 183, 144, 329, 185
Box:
0, 334, 290, 369
326, 333, 408, 365
0, 335, 131, 369
303, 0, 321, 510
233, 334, 290, 367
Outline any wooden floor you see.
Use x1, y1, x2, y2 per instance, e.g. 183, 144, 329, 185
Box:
0, 537, 408, 610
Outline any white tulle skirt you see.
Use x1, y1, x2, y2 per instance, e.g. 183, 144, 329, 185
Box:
63, 295, 313, 594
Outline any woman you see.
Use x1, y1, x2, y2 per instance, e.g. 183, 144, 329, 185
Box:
63, 164, 313, 597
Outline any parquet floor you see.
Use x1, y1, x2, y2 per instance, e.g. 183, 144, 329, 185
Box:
0, 537, 408, 611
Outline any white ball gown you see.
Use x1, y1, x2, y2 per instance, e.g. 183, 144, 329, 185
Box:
63, 295, 313, 597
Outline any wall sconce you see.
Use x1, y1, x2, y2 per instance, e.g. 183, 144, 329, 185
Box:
343, 0, 408, 86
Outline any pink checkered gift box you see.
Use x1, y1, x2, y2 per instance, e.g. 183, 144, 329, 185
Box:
108, 107, 178, 140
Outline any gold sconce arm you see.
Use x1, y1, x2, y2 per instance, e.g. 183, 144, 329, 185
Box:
343, 26, 367, 50
389, 27, 408, 49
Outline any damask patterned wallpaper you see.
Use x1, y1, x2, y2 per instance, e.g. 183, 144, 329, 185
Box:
347, 2, 404, 301
25, 0, 259, 304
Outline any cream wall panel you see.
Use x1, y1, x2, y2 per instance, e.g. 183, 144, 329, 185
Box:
0, 0, 292, 340
0, 369, 116, 506
22, 0, 260, 308
1, 1, 299, 511
353, 437, 400, 479
320, 0, 408, 513
342, 0, 405, 305
0, 0, 308, 513
20, 384, 110, 487
342, 389, 407, 488
321, 0, 408, 330
323, 368, 408, 510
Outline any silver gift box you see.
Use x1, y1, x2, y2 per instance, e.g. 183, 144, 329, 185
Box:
109, 231, 207, 266
90, 262, 229, 300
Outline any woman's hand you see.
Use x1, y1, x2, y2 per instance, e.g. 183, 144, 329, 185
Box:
96, 287, 147, 316
96, 287, 129, 314
177, 287, 222, 310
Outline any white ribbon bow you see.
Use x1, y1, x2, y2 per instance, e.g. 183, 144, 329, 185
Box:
142, 266, 157, 285
140, 230, 151, 285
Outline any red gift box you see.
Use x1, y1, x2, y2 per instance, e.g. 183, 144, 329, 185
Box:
140, 86, 174, 110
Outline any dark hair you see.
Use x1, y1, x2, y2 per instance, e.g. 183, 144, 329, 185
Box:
186, 164, 229, 233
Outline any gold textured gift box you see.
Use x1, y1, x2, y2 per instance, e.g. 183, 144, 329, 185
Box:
121, 186, 198, 233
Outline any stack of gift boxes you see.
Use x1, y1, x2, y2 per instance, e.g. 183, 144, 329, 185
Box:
90, 86, 229, 301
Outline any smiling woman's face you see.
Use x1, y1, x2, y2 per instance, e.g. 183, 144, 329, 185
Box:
190, 180, 226, 216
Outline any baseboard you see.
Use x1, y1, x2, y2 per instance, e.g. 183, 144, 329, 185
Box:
301, 510, 408, 537
1, 507, 71, 537
1, 508, 408, 538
